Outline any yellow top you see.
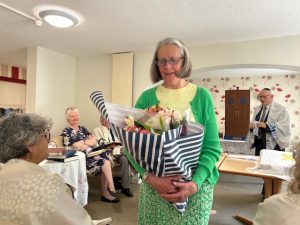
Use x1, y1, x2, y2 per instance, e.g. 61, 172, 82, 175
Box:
156, 83, 197, 121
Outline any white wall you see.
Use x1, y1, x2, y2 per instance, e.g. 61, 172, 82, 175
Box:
189, 35, 300, 70
75, 55, 112, 130
26, 46, 76, 136
132, 50, 153, 103
132, 35, 300, 104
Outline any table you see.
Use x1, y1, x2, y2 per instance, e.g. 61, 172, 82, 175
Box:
217, 154, 283, 198
216, 154, 226, 168
39, 151, 89, 206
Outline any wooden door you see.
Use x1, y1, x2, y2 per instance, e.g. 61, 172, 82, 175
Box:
224, 89, 250, 140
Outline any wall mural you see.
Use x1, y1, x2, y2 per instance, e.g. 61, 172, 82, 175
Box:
194, 74, 300, 149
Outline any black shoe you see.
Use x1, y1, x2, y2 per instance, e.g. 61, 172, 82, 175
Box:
107, 188, 117, 197
121, 188, 133, 197
101, 195, 120, 203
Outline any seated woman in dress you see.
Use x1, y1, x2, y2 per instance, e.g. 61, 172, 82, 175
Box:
0, 112, 97, 225
62, 107, 119, 203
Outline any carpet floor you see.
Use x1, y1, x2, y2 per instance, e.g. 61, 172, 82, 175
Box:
85, 174, 288, 225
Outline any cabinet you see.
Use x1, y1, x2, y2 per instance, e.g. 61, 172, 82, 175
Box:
224, 89, 250, 140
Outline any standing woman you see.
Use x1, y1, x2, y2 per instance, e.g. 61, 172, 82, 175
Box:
125, 38, 221, 224
62, 107, 119, 203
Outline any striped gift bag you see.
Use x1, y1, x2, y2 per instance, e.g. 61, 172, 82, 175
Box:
90, 91, 204, 214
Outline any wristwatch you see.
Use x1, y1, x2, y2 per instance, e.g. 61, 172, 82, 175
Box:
143, 172, 149, 181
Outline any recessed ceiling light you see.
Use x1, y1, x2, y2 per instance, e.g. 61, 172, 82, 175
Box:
39, 9, 79, 28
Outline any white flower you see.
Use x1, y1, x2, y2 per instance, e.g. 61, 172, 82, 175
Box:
124, 105, 186, 134
124, 116, 135, 127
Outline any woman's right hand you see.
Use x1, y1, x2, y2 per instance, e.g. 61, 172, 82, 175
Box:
146, 174, 182, 195
72, 140, 88, 151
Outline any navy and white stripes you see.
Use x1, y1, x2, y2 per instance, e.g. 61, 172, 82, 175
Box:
90, 90, 205, 214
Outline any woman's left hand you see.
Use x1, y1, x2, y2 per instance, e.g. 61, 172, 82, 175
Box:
85, 135, 97, 146
160, 181, 198, 203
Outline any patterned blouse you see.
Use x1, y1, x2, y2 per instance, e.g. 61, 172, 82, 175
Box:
61, 126, 91, 146
61, 125, 109, 176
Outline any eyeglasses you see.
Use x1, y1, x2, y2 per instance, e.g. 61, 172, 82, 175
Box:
258, 94, 270, 99
293, 149, 299, 160
156, 57, 183, 67
41, 130, 51, 143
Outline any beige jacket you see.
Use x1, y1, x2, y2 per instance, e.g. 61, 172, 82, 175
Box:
0, 159, 94, 225
253, 192, 300, 225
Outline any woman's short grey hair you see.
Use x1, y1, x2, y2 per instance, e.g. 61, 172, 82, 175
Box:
150, 37, 192, 83
288, 151, 300, 194
0, 113, 52, 163
65, 107, 79, 120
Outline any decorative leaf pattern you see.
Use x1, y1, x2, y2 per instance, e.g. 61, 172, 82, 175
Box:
194, 74, 300, 148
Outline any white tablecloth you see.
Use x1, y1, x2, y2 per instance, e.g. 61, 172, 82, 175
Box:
39, 151, 88, 206
249, 150, 295, 181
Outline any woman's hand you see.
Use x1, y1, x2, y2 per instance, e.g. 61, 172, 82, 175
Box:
72, 140, 89, 151
147, 174, 182, 195
85, 135, 97, 146
160, 181, 198, 203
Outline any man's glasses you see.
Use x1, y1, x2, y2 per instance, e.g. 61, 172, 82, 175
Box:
293, 149, 299, 160
258, 94, 270, 99
156, 57, 183, 67
41, 130, 51, 143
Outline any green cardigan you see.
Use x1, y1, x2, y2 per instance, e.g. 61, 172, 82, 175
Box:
124, 85, 221, 188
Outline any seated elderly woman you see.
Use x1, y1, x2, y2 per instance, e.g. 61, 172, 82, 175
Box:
62, 107, 119, 203
0, 112, 98, 225
253, 148, 300, 225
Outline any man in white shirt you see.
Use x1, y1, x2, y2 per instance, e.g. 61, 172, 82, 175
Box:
93, 117, 133, 197
249, 88, 291, 156
248, 88, 291, 198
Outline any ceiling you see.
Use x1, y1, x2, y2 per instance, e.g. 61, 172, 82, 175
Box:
1, 0, 300, 75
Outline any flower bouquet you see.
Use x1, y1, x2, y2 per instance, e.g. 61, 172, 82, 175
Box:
90, 91, 204, 214
124, 104, 186, 135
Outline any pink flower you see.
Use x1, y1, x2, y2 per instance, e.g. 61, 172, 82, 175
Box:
285, 94, 291, 98
139, 129, 151, 134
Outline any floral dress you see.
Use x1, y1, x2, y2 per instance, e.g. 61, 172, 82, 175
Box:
61, 126, 109, 176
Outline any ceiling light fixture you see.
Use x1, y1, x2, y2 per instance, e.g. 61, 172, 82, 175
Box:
39, 9, 79, 28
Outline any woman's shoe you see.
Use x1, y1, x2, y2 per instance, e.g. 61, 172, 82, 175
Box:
107, 187, 117, 197
101, 195, 120, 203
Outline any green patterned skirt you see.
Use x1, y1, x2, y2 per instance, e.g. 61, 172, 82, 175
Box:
138, 180, 214, 225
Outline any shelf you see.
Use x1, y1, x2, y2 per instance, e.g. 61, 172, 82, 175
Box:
0, 76, 26, 84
